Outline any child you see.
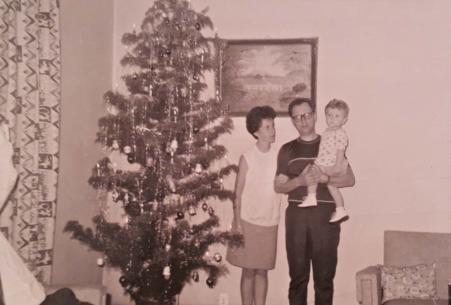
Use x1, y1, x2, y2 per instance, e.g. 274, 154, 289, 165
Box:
298, 99, 350, 223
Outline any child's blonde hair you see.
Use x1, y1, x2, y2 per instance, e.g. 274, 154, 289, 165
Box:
325, 99, 349, 117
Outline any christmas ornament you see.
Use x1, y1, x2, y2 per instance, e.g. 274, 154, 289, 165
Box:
112, 140, 120, 150
163, 266, 171, 280
213, 253, 222, 263
176, 211, 184, 220
206, 276, 216, 288
111, 189, 119, 202
201, 202, 208, 212
165, 244, 171, 251
142, 260, 151, 269
123, 145, 132, 154
170, 139, 178, 151
107, 104, 120, 116
188, 205, 196, 216
127, 153, 136, 164
97, 258, 105, 267
171, 106, 179, 122
191, 271, 199, 282
208, 206, 215, 216
194, 163, 202, 174
166, 175, 176, 192
96, 163, 101, 176
119, 276, 128, 287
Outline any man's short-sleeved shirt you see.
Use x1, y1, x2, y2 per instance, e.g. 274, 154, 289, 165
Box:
276, 136, 334, 205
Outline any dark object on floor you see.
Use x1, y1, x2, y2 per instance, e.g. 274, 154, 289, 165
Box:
40, 288, 94, 305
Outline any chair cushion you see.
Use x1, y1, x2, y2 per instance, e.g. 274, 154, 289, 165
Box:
380, 263, 437, 303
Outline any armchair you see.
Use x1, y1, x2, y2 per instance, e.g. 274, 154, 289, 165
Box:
356, 230, 451, 305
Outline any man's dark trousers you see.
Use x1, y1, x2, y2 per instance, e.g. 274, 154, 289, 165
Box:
285, 203, 340, 305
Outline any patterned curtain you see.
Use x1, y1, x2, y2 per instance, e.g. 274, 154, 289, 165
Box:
0, 0, 61, 283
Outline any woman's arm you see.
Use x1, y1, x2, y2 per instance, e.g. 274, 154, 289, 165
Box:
232, 155, 247, 233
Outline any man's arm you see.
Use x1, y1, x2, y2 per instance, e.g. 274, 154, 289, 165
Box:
330, 164, 355, 187
274, 164, 318, 194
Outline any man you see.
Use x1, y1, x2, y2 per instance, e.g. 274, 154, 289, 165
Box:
274, 98, 355, 305
0, 123, 92, 305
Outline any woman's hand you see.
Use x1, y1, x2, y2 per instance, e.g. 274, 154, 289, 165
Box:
231, 218, 243, 234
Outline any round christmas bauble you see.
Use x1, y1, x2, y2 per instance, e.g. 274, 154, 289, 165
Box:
213, 252, 222, 263
127, 153, 135, 163
146, 156, 154, 167
176, 211, 184, 220
119, 276, 128, 287
96, 258, 105, 267
201, 202, 208, 212
123, 145, 132, 154
206, 276, 216, 288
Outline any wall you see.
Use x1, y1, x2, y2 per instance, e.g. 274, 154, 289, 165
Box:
111, 1, 451, 305
53, 0, 114, 284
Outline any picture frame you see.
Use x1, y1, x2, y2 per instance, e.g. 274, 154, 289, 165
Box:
217, 38, 318, 116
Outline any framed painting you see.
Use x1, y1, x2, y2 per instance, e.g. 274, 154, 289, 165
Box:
218, 38, 318, 116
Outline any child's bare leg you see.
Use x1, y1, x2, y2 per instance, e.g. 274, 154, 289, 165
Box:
298, 184, 318, 207
327, 185, 344, 207
327, 184, 349, 223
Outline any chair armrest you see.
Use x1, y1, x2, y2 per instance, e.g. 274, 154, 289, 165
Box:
45, 284, 108, 305
356, 265, 382, 305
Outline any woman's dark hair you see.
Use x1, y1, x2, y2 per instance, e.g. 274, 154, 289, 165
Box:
246, 106, 276, 139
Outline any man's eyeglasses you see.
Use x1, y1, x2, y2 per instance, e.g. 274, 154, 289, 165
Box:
291, 112, 314, 121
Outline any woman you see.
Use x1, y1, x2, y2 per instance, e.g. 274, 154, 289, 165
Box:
226, 106, 282, 305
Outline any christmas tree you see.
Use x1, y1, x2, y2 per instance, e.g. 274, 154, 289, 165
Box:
64, 1, 241, 304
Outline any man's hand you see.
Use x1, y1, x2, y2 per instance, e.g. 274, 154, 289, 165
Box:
275, 163, 321, 193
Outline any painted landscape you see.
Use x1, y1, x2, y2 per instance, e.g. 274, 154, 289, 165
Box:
221, 42, 313, 114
